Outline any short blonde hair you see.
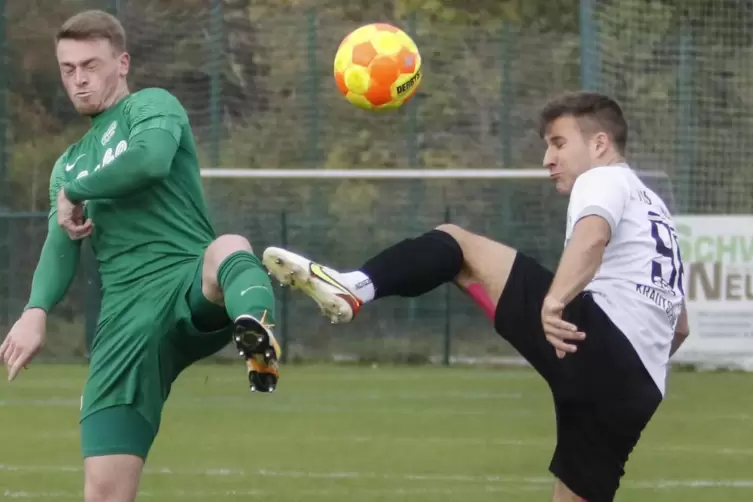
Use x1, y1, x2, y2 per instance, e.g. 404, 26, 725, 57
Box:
56, 10, 126, 53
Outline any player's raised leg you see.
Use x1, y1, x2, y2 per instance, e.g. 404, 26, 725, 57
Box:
263, 224, 516, 325
201, 234, 280, 392
264, 226, 591, 501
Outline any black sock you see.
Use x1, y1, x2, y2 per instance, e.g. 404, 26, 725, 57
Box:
360, 229, 463, 299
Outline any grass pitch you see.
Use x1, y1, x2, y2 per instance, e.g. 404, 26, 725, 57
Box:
2, 364, 753, 501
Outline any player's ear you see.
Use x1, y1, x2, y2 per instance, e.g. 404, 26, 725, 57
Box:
118, 52, 130, 78
592, 131, 609, 158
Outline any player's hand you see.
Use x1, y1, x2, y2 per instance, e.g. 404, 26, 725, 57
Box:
541, 295, 585, 358
57, 187, 93, 240
0, 308, 47, 381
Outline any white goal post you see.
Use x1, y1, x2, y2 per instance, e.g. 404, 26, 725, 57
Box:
200, 168, 671, 180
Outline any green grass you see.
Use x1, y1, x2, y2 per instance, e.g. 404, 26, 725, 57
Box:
2, 364, 753, 501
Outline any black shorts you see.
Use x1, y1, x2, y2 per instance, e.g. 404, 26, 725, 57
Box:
494, 252, 663, 502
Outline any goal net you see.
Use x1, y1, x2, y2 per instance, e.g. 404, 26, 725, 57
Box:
591, 0, 753, 215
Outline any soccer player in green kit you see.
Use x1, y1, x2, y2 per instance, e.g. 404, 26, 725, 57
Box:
0, 10, 280, 501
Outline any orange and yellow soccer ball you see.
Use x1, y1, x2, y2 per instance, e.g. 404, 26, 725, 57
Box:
333, 23, 422, 111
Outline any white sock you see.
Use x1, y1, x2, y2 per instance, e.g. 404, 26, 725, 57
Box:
339, 270, 375, 303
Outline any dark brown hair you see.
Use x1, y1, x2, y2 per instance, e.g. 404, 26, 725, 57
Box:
56, 10, 126, 53
539, 91, 628, 154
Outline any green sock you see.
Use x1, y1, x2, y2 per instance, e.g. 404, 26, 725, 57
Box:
217, 251, 276, 327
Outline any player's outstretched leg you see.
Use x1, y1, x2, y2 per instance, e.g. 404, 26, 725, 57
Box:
262, 224, 515, 324
203, 234, 281, 392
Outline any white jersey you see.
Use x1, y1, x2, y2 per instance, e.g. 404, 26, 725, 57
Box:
565, 164, 685, 395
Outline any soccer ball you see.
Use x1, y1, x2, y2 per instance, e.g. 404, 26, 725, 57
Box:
333, 23, 422, 111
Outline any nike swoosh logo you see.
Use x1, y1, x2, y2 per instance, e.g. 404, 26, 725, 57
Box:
65, 154, 86, 172
309, 263, 361, 304
240, 285, 268, 296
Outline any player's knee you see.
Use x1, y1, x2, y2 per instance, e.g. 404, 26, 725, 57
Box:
84, 481, 137, 502
202, 235, 254, 300
434, 223, 485, 257
204, 235, 252, 274
210, 234, 253, 256
84, 478, 118, 502
84, 456, 142, 502
434, 223, 479, 269
435, 223, 515, 306
434, 223, 468, 243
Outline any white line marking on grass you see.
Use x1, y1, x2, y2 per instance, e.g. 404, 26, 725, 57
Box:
4, 428, 753, 459
0, 398, 79, 407
2, 379, 84, 390
630, 480, 753, 489
196, 371, 542, 382
3, 491, 74, 499
4, 371, 538, 390
2, 486, 547, 499
349, 435, 753, 457
6, 397, 753, 425
2, 464, 753, 491
168, 433, 753, 458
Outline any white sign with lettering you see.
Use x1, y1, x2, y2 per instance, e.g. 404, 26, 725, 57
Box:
673, 215, 753, 370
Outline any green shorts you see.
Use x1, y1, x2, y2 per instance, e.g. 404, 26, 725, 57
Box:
80, 257, 232, 459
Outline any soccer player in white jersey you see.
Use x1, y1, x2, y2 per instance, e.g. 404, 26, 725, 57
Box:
262, 91, 690, 502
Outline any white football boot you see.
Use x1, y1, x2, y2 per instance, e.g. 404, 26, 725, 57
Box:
262, 247, 362, 324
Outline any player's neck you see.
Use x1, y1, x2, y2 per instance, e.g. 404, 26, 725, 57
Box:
593, 154, 626, 168
90, 84, 131, 123
103, 83, 130, 110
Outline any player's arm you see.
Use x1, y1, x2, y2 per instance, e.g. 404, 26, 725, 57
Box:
63, 90, 185, 202
542, 169, 629, 355
0, 157, 82, 380
546, 215, 611, 305
1, 171, 80, 379
670, 301, 690, 357
547, 169, 628, 305
26, 158, 83, 313
63, 128, 179, 202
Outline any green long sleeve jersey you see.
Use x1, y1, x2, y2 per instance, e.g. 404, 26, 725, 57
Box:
27, 88, 216, 311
